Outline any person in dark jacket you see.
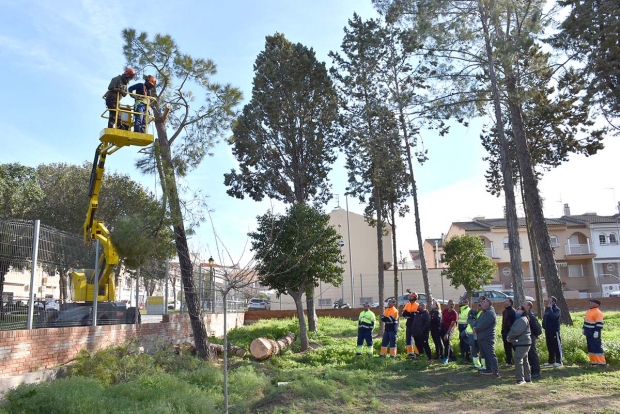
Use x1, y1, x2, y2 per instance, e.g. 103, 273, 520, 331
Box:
473, 298, 500, 377
501, 297, 516, 366
105, 68, 136, 129
507, 305, 532, 384
542, 296, 563, 367
523, 301, 542, 378
128, 74, 157, 133
412, 302, 432, 361
429, 300, 443, 360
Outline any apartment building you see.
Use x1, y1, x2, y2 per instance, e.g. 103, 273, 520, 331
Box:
439, 203, 620, 298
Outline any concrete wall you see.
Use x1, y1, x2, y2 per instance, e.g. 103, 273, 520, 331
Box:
0, 312, 244, 379
270, 268, 464, 311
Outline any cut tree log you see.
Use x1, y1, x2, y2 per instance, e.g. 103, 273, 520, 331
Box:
250, 332, 296, 360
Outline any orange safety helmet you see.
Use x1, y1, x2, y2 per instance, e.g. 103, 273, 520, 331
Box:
147, 75, 157, 85
123, 67, 136, 78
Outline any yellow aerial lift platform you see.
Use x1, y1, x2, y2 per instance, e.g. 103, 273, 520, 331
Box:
73, 93, 156, 302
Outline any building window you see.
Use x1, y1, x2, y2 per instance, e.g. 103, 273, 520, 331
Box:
503, 237, 521, 249
550, 236, 559, 247
568, 264, 584, 277
610, 233, 618, 244
318, 299, 332, 307
599, 234, 607, 245
360, 297, 374, 305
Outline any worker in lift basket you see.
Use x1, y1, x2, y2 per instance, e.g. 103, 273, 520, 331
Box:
104, 68, 136, 129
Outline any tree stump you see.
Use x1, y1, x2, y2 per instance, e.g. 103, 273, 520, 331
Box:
250, 332, 296, 360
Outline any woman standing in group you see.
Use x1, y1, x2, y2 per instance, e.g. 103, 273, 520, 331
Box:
507, 305, 532, 384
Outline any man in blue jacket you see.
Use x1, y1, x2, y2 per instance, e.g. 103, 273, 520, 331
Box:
128, 75, 157, 133
542, 296, 563, 367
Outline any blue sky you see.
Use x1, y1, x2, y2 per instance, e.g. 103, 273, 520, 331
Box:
1, 0, 618, 266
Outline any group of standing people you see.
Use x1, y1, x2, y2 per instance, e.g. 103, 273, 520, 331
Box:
356, 292, 607, 382
104, 68, 157, 133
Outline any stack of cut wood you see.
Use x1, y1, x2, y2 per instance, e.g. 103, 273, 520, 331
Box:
250, 332, 296, 360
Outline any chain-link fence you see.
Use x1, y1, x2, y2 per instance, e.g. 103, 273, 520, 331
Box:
0, 219, 249, 331
0, 219, 97, 330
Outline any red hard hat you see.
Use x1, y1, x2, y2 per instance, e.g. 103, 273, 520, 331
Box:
147, 75, 157, 85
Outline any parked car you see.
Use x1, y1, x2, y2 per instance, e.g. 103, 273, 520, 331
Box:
500, 290, 535, 301
36, 299, 60, 311
465, 290, 534, 303
371, 293, 448, 308
608, 291, 620, 298
248, 298, 271, 311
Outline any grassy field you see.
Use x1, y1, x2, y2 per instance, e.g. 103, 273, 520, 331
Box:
2, 312, 620, 413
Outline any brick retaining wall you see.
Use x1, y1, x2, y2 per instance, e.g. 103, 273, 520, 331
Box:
0, 312, 244, 379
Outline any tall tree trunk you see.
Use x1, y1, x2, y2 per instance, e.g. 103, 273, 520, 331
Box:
395, 98, 432, 306
478, 3, 525, 307
521, 176, 545, 317
306, 290, 318, 332
504, 76, 572, 325
291, 289, 309, 351
391, 203, 399, 301
375, 186, 385, 335
153, 107, 213, 359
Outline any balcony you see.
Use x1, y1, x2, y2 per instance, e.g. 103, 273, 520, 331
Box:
565, 239, 595, 257
484, 247, 499, 259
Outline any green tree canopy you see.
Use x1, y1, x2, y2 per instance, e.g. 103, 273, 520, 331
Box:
249, 204, 344, 350
441, 234, 496, 297
0, 163, 43, 219
33, 162, 161, 235
225, 33, 339, 206
555, 0, 620, 127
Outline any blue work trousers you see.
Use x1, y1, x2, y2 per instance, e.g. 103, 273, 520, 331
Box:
357, 328, 373, 347
134, 101, 147, 133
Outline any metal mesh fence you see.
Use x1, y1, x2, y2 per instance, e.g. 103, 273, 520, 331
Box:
1, 219, 96, 330
1, 219, 250, 331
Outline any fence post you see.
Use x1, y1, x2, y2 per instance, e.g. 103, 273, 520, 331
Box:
135, 268, 140, 324
26, 220, 40, 330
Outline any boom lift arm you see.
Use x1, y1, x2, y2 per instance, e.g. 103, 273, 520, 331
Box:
72, 91, 156, 302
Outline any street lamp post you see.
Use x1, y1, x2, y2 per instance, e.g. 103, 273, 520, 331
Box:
208, 257, 215, 313
338, 224, 344, 303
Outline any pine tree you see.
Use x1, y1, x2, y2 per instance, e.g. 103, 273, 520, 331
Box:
224, 33, 339, 332
123, 29, 242, 359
